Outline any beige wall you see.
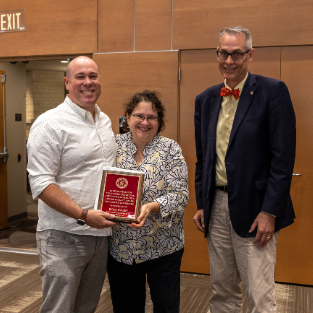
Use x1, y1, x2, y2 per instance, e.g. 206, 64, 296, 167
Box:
26, 70, 65, 138
0, 62, 27, 218
0, 64, 66, 218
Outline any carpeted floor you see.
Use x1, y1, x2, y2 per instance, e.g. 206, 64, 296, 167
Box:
0, 214, 313, 312
1, 250, 313, 312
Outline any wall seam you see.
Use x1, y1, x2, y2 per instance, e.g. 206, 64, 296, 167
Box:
280, 46, 282, 80
97, 0, 99, 53
94, 50, 179, 55
133, 0, 135, 52
177, 51, 181, 144
171, 0, 173, 50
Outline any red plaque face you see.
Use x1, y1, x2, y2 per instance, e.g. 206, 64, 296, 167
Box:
96, 167, 144, 223
102, 173, 139, 219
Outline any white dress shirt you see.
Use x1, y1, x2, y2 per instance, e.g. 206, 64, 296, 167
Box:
27, 96, 116, 236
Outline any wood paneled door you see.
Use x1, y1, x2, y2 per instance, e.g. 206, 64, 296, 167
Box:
0, 70, 8, 229
275, 46, 313, 285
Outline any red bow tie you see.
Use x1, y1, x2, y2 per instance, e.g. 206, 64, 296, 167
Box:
220, 86, 240, 100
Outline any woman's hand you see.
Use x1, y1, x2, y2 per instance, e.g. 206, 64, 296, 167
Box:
128, 201, 160, 229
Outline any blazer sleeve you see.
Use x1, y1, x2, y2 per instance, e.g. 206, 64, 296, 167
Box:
261, 80, 296, 217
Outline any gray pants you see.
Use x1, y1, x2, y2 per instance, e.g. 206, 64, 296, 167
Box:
36, 230, 108, 313
208, 189, 278, 313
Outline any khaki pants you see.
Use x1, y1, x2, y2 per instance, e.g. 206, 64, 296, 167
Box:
36, 230, 108, 313
207, 189, 278, 313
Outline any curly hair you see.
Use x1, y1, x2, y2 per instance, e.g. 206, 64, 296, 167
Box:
122, 90, 165, 133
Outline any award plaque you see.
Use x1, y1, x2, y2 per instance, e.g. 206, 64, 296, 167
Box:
95, 166, 144, 223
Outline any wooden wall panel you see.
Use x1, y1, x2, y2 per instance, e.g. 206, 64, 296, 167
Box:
173, 0, 313, 50
0, 0, 97, 57
135, 0, 171, 51
275, 46, 313, 285
93, 51, 179, 141
180, 47, 281, 274
98, 0, 133, 53
248, 47, 281, 80
180, 50, 221, 274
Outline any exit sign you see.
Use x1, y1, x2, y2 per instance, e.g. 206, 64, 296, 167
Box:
0, 10, 26, 33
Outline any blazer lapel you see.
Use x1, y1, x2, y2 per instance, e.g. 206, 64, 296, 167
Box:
227, 74, 256, 152
209, 88, 223, 148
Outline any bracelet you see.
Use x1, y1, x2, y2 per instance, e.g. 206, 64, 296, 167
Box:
261, 211, 276, 218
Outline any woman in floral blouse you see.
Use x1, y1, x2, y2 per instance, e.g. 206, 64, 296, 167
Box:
107, 90, 189, 313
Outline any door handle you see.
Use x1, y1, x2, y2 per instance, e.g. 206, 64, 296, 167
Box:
292, 173, 301, 176
0, 147, 9, 162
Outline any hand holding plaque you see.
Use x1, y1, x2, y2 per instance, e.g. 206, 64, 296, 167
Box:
94, 166, 144, 223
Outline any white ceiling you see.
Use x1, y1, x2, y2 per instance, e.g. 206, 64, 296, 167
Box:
25, 60, 68, 72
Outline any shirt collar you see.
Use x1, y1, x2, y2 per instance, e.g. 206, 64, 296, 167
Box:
224, 72, 249, 95
64, 96, 101, 120
125, 131, 159, 154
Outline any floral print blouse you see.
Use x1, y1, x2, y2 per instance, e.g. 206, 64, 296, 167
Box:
109, 132, 189, 265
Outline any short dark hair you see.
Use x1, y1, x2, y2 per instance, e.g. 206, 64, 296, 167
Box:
122, 90, 165, 133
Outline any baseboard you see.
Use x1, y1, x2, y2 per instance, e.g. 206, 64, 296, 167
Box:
0, 222, 8, 230
8, 212, 28, 224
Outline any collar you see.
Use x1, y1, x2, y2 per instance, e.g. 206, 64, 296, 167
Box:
124, 131, 159, 155
224, 72, 249, 96
64, 96, 100, 120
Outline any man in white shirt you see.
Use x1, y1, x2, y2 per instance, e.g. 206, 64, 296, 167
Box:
27, 56, 117, 313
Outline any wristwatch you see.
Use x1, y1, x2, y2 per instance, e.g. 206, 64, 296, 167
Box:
77, 209, 88, 225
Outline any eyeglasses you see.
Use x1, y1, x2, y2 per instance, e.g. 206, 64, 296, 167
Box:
131, 114, 158, 122
216, 49, 251, 61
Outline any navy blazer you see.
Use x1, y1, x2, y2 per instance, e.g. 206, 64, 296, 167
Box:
194, 73, 296, 238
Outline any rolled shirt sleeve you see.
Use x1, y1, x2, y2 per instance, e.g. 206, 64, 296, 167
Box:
27, 117, 61, 199
26, 97, 117, 236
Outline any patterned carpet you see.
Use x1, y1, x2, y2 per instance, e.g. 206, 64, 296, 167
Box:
0, 250, 313, 312
0, 213, 312, 312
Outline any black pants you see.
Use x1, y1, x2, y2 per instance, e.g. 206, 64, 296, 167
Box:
107, 249, 184, 313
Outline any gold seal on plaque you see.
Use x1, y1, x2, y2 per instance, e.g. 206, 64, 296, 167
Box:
116, 177, 128, 189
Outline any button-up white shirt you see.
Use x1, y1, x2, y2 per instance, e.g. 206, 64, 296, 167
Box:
27, 96, 116, 236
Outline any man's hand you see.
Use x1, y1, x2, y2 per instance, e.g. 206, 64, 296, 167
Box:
193, 209, 205, 233
85, 210, 116, 229
249, 212, 275, 248
129, 202, 160, 229
39, 184, 117, 229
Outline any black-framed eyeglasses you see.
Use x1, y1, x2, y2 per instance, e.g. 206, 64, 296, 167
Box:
216, 49, 251, 61
132, 114, 158, 122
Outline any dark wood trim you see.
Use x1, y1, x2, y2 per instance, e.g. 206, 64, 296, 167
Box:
8, 212, 28, 224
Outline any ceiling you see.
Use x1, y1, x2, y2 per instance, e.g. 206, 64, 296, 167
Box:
25, 60, 67, 72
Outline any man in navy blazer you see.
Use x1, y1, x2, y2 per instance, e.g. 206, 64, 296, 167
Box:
193, 26, 296, 313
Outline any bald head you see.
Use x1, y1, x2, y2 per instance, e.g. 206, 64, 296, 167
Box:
63, 56, 101, 113
66, 56, 100, 80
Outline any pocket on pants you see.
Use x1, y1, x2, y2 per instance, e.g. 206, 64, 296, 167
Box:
46, 230, 88, 257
